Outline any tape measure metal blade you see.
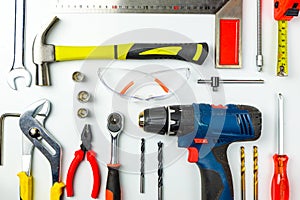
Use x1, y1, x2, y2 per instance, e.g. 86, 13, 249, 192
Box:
55, 0, 230, 14
277, 20, 288, 77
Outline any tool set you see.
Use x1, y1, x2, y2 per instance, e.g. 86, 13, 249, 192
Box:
139, 104, 262, 200
1, 0, 299, 199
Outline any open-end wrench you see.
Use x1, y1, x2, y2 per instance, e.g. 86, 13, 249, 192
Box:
7, 0, 32, 90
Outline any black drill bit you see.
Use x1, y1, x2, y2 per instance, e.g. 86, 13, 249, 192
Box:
158, 141, 163, 200
140, 138, 145, 193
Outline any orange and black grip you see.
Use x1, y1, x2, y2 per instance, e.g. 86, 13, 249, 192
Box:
125, 43, 209, 65
106, 165, 121, 200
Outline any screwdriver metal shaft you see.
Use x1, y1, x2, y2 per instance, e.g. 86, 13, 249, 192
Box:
271, 93, 289, 200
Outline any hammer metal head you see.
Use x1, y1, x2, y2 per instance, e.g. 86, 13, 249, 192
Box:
33, 16, 59, 86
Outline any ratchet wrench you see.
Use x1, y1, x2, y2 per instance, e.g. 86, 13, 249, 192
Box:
106, 112, 124, 200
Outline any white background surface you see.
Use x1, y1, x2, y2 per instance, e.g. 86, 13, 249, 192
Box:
0, 0, 300, 199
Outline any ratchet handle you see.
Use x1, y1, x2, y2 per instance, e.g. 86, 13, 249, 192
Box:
197, 145, 233, 200
106, 164, 121, 200
18, 172, 33, 200
271, 154, 289, 200
66, 149, 85, 197
50, 182, 65, 200
55, 43, 208, 65
87, 150, 101, 198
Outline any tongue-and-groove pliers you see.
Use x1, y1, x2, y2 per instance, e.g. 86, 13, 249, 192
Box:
19, 99, 65, 200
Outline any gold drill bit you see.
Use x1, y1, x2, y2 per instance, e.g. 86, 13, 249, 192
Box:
241, 146, 246, 200
253, 146, 258, 200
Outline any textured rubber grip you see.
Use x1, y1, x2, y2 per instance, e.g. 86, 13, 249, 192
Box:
18, 172, 33, 200
106, 165, 121, 200
126, 43, 208, 65
66, 149, 85, 197
50, 182, 65, 200
198, 144, 233, 200
55, 43, 209, 66
87, 150, 101, 198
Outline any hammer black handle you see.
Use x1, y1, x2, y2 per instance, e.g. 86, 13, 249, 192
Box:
54, 43, 209, 65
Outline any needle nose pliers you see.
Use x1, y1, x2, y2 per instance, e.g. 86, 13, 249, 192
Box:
66, 124, 101, 198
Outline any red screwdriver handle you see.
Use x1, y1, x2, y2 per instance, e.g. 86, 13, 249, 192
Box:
66, 149, 85, 197
87, 150, 101, 198
271, 154, 289, 200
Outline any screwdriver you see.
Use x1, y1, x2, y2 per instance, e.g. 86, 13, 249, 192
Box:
271, 93, 289, 200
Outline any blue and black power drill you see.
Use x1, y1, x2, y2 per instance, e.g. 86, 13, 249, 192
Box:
138, 103, 262, 200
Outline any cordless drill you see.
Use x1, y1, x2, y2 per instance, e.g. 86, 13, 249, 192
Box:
138, 103, 262, 200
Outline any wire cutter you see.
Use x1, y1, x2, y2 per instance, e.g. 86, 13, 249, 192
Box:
66, 124, 101, 198
19, 99, 65, 200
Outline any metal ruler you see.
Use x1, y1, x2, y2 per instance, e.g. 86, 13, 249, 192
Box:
55, 0, 229, 14
277, 20, 288, 77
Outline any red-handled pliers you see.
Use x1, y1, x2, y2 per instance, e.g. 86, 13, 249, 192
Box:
66, 124, 101, 198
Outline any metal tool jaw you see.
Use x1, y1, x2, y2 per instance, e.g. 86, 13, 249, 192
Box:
81, 124, 92, 151
19, 99, 62, 184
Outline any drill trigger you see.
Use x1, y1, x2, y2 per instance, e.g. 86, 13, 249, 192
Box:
187, 147, 199, 163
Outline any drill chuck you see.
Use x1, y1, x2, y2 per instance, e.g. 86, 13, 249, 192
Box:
138, 105, 194, 136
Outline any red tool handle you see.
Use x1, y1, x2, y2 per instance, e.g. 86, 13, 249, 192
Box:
87, 150, 101, 199
271, 154, 289, 200
66, 149, 85, 197
106, 164, 121, 200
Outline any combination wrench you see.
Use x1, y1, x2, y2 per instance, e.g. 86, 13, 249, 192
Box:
7, 0, 32, 90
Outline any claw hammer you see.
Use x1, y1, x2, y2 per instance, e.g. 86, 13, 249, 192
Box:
32, 16, 208, 86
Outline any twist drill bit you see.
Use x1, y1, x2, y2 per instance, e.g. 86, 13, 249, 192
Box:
241, 146, 246, 200
253, 146, 258, 200
158, 141, 163, 200
140, 138, 145, 193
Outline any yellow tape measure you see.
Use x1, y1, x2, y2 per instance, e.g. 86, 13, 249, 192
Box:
277, 20, 288, 77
